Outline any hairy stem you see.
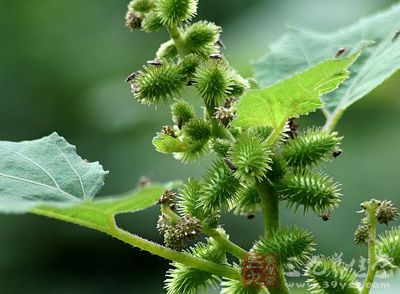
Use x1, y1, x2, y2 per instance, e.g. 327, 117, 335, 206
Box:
323, 107, 345, 132
161, 205, 180, 224
204, 228, 247, 259
110, 227, 240, 279
360, 202, 379, 294
256, 180, 290, 294
32, 208, 240, 280
256, 181, 279, 234
167, 25, 188, 57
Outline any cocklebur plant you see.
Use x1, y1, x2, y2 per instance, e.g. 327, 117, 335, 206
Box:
0, 1, 400, 293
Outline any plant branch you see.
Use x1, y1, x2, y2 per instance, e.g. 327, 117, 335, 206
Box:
256, 181, 279, 235
110, 226, 240, 280
360, 202, 379, 294
256, 180, 290, 294
204, 228, 247, 259
167, 25, 187, 57
32, 208, 240, 280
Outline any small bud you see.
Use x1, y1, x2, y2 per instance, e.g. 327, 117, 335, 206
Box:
354, 223, 369, 245
175, 215, 201, 240
376, 200, 399, 225
125, 10, 142, 31
157, 215, 171, 234
214, 106, 234, 127
162, 215, 202, 249
224, 97, 237, 108
158, 189, 177, 209
161, 125, 177, 138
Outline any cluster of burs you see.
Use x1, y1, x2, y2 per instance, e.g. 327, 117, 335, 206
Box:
124, 1, 400, 293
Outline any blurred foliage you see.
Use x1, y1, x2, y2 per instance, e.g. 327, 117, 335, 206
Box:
0, 0, 399, 293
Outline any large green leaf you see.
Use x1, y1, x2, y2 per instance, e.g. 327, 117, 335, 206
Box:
0, 133, 174, 231
233, 55, 357, 129
0, 132, 108, 213
254, 3, 400, 115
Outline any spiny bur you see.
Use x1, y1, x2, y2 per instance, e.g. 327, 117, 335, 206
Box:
182, 21, 222, 57
229, 132, 272, 184
133, 63, 185, 105
252, 226, 315, 268
199, 160, 241, 213
194, 60, 234, 106
377, 227, 400, 273
305, 256, 360, 294
282, 129, 342, 167
156, 0, 198, 26
277, 169, 341, 214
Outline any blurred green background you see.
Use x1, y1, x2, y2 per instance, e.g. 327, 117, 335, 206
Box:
0, 0, 399, 293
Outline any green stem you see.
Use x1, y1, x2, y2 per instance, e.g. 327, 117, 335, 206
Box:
256, 181, 279, 235
167, 25, 187, 57
110, 227, 240, 279
204, 228, 247, 259
360, 202, 379, 294
256, 180, 290, 294
32, 208, 239, 280
323, 107, 345, 132
161, 205, 180, 224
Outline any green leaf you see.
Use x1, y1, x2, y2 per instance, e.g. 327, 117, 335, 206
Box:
152, 134, 190, 153
0, 132, 108, 213
0, 133, 175, 231
254, 4, 400, 115
234, 55, 357, 129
